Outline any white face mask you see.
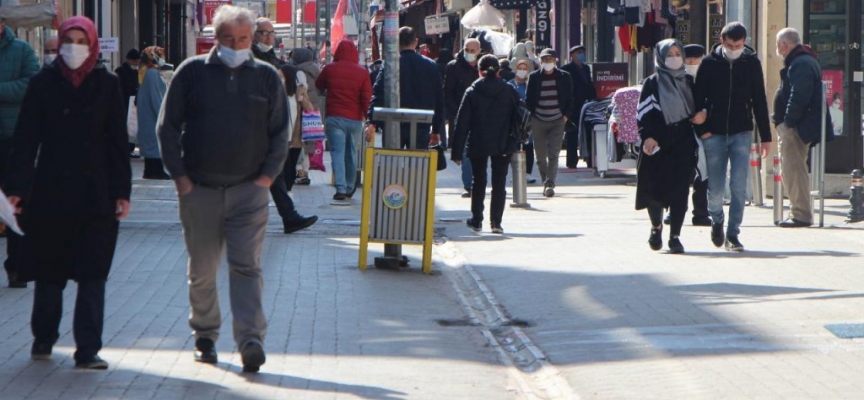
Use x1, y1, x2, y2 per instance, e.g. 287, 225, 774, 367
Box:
60, 43, 90, 70
541, 63, 555, 72
218, 45, 251, 69
156, 57, 166, 67
256, 42, 273, 53
44, 54, 57, 65
130, 64, 139, 70
723, 47, 744, 60
516, 70, 528, 79
464, 52, 478, 63
664, 56, 683, 70
684, 64, 699, 77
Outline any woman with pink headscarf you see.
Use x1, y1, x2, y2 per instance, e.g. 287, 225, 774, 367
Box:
4, 16, 132, 369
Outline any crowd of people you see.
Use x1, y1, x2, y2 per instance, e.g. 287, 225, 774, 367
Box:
0, 3, 829, 374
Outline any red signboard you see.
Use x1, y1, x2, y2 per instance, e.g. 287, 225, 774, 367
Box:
304, 0, 317, 24
823, 69, 844, 136
276, 0, 293, 23
196, 37, 216, 55
204, 0, 232, 26
592, 63, 629, 100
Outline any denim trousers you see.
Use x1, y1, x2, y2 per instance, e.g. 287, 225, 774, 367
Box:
326, 117, 363, 194
703, 132, 751, 237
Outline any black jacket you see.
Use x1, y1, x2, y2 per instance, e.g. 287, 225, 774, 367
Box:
526, 68, 574, 120
499, 67, 515, 82
443, 52, 479, 122
560, 61, 597, 116
451, 77, 520, 161
114, 62, 139, 110
5, 64, 132, 281
693, 44, 772, 142
252, 44, 284, 68
773, 45, 833, 144
368, 50, 445, 135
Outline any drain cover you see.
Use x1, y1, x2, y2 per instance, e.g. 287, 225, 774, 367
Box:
825, 323, 864, 338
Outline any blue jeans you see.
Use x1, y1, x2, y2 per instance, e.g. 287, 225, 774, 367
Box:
461, 143, 473, 191
325, 117, 363, 194
703, 132, 751, 237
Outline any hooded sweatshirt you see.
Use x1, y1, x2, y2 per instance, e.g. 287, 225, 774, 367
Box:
315, 39, 372, 121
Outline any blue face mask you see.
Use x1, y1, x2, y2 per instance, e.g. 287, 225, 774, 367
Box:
577, 53, 586, 63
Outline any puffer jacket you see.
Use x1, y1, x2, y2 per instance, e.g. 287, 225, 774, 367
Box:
443, 52, 479, 122
451, 76, 520, 160
0, 26, 40, 139
315, 39, 371, 121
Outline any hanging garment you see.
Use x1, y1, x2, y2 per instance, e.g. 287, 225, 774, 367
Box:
611, 86, 642, 144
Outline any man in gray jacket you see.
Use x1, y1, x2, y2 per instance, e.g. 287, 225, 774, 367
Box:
156, 5, 288, 373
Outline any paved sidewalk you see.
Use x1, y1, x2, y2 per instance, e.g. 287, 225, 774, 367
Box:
0, 158, 517, 400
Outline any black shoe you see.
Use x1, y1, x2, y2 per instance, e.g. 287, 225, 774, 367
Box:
129, 152, 141, 159
777, 218, 812, 228
31, 342, 52, 360
692, 216, 712, 226
241, 342, 266, 373
7, 272, 26, 288
142, 158, 171, 180
333, 193, 348, 201
461, 189, 471, 198
711, 223, 724, 248
466, 218, 482, 232
295, 177, 311, 185
75, 355, 109, 370
283, 215, 318, 234
663, 215, 671, 225
543, 185, 555, 197
668, 237, 685, 254
648, 228, 662, 251
194, 338, 218, 364
724, 236, 744, 252
490, 223, 504, 234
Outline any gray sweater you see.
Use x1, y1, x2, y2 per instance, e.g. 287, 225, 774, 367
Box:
157, 47, 289, 187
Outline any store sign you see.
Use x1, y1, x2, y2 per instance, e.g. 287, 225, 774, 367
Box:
823, 70, 845, 136
709, 14, 725, 44
424, 16, 449, 35
99, 37, 118, 53
204, 0, 232, 26
534, 0, 550, 47
592, 63, 629, 100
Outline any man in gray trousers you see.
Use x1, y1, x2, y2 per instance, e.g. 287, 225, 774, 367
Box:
157, 5, 288, 373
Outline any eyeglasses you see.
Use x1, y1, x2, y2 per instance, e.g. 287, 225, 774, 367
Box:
256, 30, 275, 37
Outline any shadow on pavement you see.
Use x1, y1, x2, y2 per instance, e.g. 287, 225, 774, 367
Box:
238, 370, 407, 400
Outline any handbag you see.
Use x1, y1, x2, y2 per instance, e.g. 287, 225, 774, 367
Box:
301, 110, 326, 141
430, 144, 447, 171
511, 98, 531, 141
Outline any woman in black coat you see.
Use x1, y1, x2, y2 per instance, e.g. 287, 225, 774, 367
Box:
4, 16, 132, 369
636, 39, 703, 254
451, 55, 519, 234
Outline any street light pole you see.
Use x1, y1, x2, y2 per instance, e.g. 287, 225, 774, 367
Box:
381, 0, 402, 265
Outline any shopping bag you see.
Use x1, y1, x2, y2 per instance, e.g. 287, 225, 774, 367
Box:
301, 110, 326, 141
309, 140, 327, 172
430, 144, 447, 171
127, 96, 138, 142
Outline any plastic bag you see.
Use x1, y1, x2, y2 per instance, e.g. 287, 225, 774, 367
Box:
127, 96, 138, 143
309, 140, 326, 172
301, 110, 326, 141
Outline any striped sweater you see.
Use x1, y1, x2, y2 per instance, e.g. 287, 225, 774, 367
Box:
535, 73, 563, 121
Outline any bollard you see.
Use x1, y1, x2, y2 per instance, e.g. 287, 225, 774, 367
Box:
846, 169, 864, 223
749, 143, 764, 206
773, 155, 784, 225
510, 149, 530, 208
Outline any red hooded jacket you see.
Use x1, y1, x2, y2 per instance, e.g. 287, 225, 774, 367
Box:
315, 39, 372, 121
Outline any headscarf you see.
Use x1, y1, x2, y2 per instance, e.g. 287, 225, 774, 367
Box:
291, 47, 315, 65
138, 46, 165, 84
654, 38, 694, 125
57, 16, 99, 88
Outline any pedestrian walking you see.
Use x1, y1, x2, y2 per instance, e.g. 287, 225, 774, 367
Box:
452, 55, 520, 234
115, 48, 141, 158
636, 39, 701, 254
253, 18, 318, 232
290, 47, 323, 186
4, 16, 132, 368
508, 58, 536, 184
157, 4, 289, 373
316, 39, 372, 201
773, 27, 833, 228
525, 48, 574, 198
367, 27, 445, 150
693, 22, 772, 252
137, 46, 170, 179
561, 45, 597, 168
444, 37, 481, 197
0, 15, 39, 288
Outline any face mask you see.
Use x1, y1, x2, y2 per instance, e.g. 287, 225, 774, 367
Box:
516, 70, 528, 79
723, 47, 744, 60
156, 57, 166, 67
577, 53, 586, 63
218, 45, 251, 69
44, 54, 56, 64
257, 43, 273, 53
684, 64, 699, 77
541, 63, 555, 72
60, 43, 90, 70
664, 56, 683, 70
464, 52, 477, 63
130, 65, 139, 70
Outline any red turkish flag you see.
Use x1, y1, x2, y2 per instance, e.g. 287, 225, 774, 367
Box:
304, 0, 317, 24
329, 0, 347, 53
276, 0, 292, 23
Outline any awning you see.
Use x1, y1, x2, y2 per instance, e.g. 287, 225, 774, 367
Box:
0, 2, 57, 29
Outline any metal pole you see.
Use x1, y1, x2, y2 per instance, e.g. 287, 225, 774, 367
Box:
749, 143, 764, 206
380, 0, 401, 266
819, 82, 827, 227
773, 155, 783, 224
510, 149, 530, 208
293, 0, 298, 49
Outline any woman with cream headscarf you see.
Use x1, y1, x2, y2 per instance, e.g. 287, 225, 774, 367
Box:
5, 16, 132, 369
635, 38, 704, 254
